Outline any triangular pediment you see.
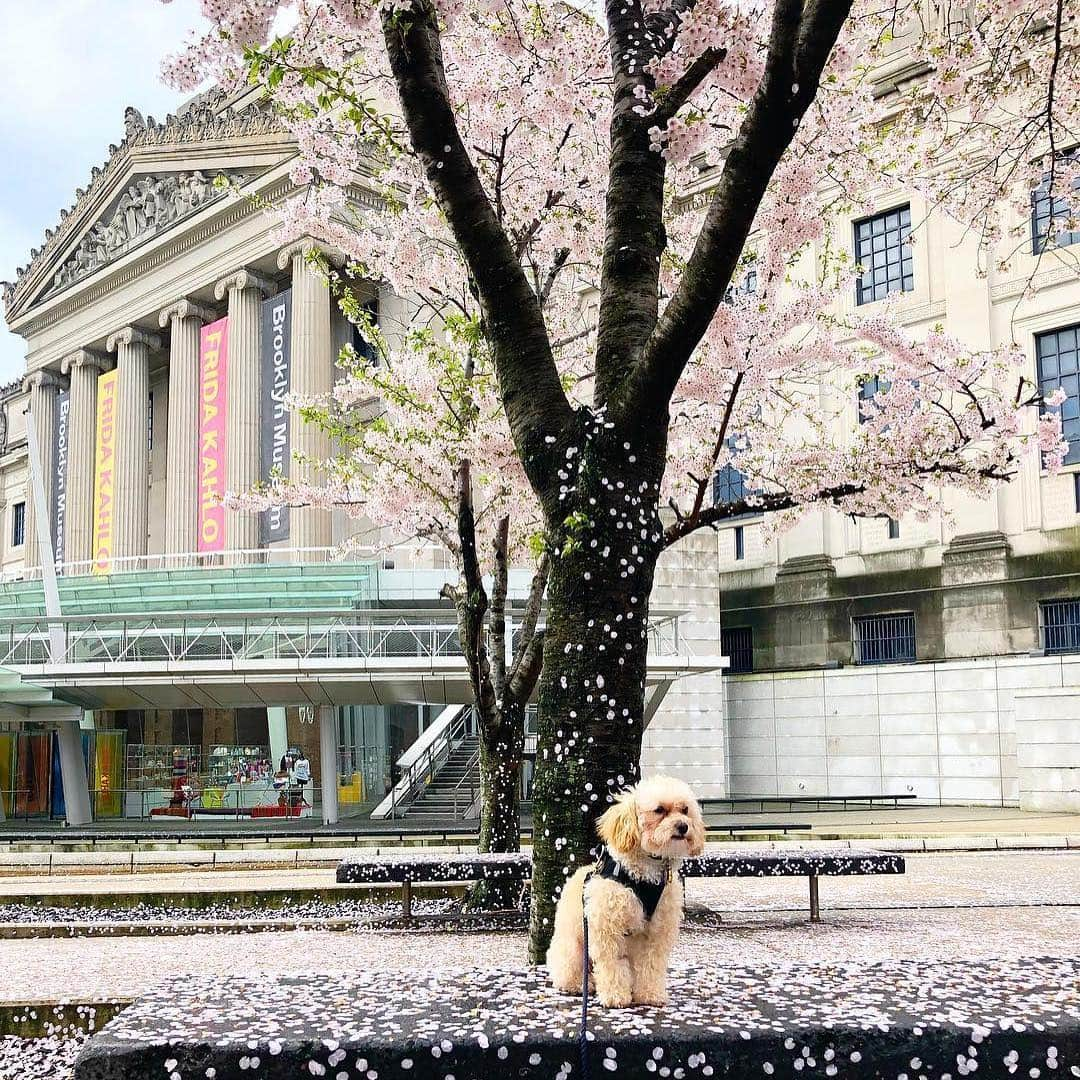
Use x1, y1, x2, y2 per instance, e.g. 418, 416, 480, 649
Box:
3, 91, 293, 324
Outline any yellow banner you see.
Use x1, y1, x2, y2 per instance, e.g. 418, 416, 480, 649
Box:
91, 368, 119, 575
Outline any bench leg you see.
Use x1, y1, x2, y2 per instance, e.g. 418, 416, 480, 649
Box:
402, 880, 413, 922
808, 875, 820, 923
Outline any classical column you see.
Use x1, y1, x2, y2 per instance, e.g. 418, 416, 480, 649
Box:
278, 242, 334, 556
159, 300, 218, 558
106, 326, 160, 563
60, 350, 110, 569
213, 270, 275, 556
21, 369, 68, 571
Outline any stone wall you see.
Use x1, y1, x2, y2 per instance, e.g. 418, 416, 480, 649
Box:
1015, 688, 1080, 812
724, 654, 1080, 804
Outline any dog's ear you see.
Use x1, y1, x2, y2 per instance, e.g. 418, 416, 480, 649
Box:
686, 795, 706, 857
597, 789, 640, 857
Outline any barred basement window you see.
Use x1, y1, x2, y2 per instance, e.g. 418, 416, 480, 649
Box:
1040, 598, 1080, 655
854, 205, 914, 305
721, 626, 753, 674
853, 612, 916, 664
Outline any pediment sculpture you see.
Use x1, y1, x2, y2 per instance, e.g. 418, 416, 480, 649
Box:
49, 170, 247, 296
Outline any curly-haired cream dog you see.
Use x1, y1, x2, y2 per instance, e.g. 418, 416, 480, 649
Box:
546, 775, 705, 1008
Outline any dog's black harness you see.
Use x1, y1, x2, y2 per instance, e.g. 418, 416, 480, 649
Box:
579, 847, 675, 1080
590, 847, 672, 921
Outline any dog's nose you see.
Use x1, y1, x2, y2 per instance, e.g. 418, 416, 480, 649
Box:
675, 821, 689, 836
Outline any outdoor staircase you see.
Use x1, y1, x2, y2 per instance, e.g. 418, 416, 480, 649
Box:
403, 734, 481, 820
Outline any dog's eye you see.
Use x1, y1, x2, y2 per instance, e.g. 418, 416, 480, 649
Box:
654, 806, 666, 816
679, 805, 688, 814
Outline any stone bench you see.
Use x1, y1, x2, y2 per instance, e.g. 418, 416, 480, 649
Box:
73, 957, 1080, 1079
335, 848, 904, 921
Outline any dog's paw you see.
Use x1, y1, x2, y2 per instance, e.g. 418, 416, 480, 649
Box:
631, 991, 669, 1007
598, 990, 634, 1008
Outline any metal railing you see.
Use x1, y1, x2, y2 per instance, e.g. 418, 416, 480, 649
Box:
0, 609, 684, 668
383, 706, 477, 820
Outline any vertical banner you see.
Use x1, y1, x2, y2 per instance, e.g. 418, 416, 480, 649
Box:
197, 317, 229, 553
260, 289, 291, 544
52, 388, 70, 570
91, 369, 119, 575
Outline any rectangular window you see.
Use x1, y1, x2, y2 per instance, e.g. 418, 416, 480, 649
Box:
853, 612, 916, 664
11, 502, 25, 548
1040, 598, 1080, 654
858, 374, 892, 424
712, 462, 746, 508
351, 295, 381, 364
1036, 324, 1080, 465
734, 524, 745, 561
854, 205, 914, 306
888, 517, 900, 539
1074, 473, 1080, 514
721, 626, 753, 674
1031, 153, 1080, 254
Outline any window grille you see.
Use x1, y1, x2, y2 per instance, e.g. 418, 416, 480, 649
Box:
854, 206, 914, 305
721, 626, 753, 674
853, 612, 916, 664
1035, 324, 1080, 465
887, 518, 900, 540
1040, 598, 1080, 655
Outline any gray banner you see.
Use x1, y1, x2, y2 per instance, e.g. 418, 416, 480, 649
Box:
53, 388, 70, 569
260, 289, 292, 544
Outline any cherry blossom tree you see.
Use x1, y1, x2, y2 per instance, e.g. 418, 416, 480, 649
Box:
166, 0, 1074, 959
233, 298, 554, 866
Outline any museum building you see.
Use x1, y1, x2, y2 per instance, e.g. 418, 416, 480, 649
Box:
0, 91, 724, 826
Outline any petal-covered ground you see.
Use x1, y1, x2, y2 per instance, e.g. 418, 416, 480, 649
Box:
0, 850, 1076, 1079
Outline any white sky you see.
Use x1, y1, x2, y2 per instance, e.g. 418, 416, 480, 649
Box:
0, 0, 211, 383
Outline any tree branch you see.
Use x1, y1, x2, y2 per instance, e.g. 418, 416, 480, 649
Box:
623, 0, 855, 417
381, 4, 574, 496
653, 47, 728, 127
490, 516, 510, 701
594, 0, 670, 403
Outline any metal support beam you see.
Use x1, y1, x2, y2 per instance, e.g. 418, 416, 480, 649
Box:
318, 705, 339, 826
643, 680, 673, 728
55, 713, 92, 826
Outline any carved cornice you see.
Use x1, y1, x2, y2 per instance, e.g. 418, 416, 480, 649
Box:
107, 326, 162, 353
60, 348, 111, 377
213, 269, 276, 301
22, 369, 68, 394
159, 299, 218, 328
3, 89, 289, 313
15, 177, 295, 341
43, 170, 249, 300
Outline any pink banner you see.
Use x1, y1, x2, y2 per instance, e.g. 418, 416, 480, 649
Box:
198, 317, 229, 553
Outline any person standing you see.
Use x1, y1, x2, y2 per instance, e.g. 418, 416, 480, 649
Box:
292, 749, 311, 813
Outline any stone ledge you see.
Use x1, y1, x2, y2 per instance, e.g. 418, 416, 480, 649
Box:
74, 958, 1080, 1079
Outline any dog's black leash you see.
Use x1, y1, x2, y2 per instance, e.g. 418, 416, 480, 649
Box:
580, 898, 591, 1080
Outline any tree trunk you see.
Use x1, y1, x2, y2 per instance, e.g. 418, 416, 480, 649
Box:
527, 420, 666, 962
478, 705, 523, 855
469, 703, 524, 910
